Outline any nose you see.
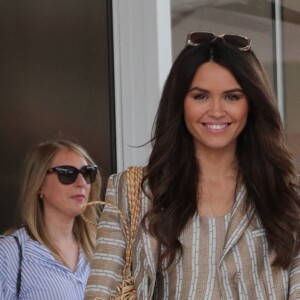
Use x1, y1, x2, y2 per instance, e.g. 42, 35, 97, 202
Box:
208, 98, 225, 118
75, 173, 87, 186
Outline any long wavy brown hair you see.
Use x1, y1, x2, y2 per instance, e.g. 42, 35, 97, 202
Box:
142, 39, 300, 270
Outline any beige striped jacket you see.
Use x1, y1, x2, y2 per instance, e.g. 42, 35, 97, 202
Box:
84, 170, 300, 300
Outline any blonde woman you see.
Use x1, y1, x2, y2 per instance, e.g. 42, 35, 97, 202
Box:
0, 139, 101, 299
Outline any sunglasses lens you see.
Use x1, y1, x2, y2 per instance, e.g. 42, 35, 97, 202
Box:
48, 165, 98, 185
81, 166, 97, 184
223, 34, 250, 49
56, 167, 78, 184
186, 31, 251, 51
189, 32, 215, 45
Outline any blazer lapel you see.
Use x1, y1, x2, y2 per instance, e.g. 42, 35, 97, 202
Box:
220, 185, 255, 262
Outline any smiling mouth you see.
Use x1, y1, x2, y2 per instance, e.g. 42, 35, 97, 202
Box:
204, 123, 230, 129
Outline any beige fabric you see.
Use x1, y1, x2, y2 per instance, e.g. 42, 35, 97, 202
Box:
85, 171, 300, 300
155, 214, 229, 299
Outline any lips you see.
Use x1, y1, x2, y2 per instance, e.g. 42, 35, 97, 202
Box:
71, 194, 85, 201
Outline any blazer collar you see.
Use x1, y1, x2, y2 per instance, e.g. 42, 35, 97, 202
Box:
140, 184, 255, 277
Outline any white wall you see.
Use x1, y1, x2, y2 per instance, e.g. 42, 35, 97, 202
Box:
112, 0, 172, 171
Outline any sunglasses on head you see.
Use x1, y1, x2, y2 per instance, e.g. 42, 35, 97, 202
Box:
185, 31, 251, 51
46, 165, 98, 185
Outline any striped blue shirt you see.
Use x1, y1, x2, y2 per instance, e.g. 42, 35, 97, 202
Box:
0, 227, 91, 300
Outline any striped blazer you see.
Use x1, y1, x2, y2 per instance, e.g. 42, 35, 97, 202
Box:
85, 170, 300, 299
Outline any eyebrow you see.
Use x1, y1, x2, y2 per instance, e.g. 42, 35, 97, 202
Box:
187, 87, 244, 93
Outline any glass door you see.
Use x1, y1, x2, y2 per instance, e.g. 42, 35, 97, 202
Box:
0, 0, 115, 232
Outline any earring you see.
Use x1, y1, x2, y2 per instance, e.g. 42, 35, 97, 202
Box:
39, 194, 44, 200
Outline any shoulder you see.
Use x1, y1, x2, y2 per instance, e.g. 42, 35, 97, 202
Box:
1, 226, 25, 242
106, 170, 127, 191
0, 227, 30, 255
0, 229, 26, 274
105, 170, 127, 203
107, 166, 146, 186
0, 233, 23, 298
104, 166, 149, 218
0, 235, 17, 255
106, 166, 147, 201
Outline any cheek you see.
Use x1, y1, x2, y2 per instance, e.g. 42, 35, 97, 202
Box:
41, 178, 65, 199
236, 107, 249, 134
184, 101, 197, 123
233, 101, 248, 122
86, 185, 92, 196
45, 187, 64, 202
240, 105, 249, 124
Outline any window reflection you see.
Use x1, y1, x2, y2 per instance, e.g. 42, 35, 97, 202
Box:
282, 1, 300, 172
171, 0, 300, 172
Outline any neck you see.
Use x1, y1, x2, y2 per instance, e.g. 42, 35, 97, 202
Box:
196, 148, 239, 217
44, 215, 79, 272
44, 214, 75, 243
196, 148, 238, 180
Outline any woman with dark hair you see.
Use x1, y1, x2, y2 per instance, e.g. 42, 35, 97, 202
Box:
85, 32, 300, 299
0, 139, 101, 299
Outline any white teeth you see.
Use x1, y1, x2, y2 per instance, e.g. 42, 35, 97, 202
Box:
206, 124, 227, 129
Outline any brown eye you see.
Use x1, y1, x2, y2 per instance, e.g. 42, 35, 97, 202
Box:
225, 93, 242, 101
193, 93, 207, 101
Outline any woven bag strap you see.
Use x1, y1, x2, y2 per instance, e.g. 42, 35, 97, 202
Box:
123, 166, 143, 275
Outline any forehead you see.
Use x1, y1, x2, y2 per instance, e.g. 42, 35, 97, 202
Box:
50, 148, 88, 167
191, 61, 241, 89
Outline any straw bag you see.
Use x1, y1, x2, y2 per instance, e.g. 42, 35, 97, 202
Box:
81, 166, 144, 300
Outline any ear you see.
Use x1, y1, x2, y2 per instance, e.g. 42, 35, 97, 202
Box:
38, 188, 44, 200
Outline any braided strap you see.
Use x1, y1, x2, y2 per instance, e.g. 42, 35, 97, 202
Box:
81, 166, 144, 300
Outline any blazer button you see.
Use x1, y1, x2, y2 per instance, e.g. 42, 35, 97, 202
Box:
233, 273, 240, 284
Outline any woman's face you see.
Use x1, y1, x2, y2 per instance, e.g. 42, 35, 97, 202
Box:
39, 148, 92, 222
184, 61, 248, 155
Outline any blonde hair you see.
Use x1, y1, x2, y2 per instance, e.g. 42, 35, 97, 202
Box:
16, 139, 101, 263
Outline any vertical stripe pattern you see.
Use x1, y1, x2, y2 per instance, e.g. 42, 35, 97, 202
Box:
0, 228, 90, 300
84, 171, 300, 300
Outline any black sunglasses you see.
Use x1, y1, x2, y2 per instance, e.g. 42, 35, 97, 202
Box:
46, 165, 98, 185
185, 31, 251, 51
